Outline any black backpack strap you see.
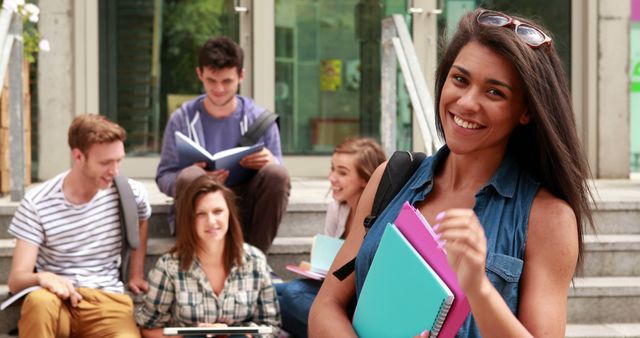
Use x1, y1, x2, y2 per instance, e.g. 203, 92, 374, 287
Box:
114, 175, 139, 282
333, 150, 425, 281
363, 151, 426, 231
238, 109, 279, 146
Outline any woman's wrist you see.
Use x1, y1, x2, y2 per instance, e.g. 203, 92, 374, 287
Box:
466, 274, 494, 302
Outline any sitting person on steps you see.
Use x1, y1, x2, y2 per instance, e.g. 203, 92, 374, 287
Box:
156, 36, 290, 254
8, 114, 152, 338
136, 175, 280, 338
275, 137, 386, 338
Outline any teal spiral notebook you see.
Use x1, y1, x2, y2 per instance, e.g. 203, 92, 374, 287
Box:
352, 223, 454, 338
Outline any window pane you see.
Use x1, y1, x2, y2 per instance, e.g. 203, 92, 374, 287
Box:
99, 0, 238, 156
631, 20, 640, 172
275, 0, 411, 155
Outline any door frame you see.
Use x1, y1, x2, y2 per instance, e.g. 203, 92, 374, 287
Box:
115, 0, 440, 178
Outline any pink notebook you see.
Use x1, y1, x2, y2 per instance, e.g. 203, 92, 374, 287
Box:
285, 263, 325, 281
394, 202, 470, 338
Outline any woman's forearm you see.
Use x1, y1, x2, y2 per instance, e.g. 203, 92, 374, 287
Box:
308, 296, 358, 338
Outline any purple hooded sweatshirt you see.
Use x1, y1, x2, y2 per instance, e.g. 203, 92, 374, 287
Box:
156, 94, 283, 197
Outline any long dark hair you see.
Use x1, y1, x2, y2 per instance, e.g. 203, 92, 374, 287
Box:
171, 175, 244, 272
434, 8, 594, 268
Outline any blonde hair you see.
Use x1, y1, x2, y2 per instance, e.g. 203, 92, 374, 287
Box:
334, 137, 386, 182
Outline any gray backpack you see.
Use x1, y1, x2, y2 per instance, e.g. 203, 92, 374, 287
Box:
237, 109, 279, 147
113, 175, 140, 283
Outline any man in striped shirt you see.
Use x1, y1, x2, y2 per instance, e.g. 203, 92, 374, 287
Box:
7, 114, 152, 337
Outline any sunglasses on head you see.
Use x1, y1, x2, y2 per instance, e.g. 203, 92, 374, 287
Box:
477, 10, 552, 48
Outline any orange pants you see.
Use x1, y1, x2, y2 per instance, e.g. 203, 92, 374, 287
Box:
19, 287, 140, 338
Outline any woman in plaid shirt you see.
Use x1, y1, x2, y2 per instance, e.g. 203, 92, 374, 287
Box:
136, 176, 281, 337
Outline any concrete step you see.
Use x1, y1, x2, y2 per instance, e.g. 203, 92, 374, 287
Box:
1, 286, 639, 337
144, 236, 313, 281
0, 232, 627, 284
0, 235, 314, 334
568, 277, 640, 323
0, 285, 20, 335
0, 236, 312, 284
588, 180, 640, 235
582, 234, 640, 277
1, 179, 639, 238
566, 323, 640, 338
591, 204, 640, 235
0, 179, 330, 240
0, 235, 313, 334
0, 178, 639, 332
1, 251, 638, 324
2, 197, 638, 237
0, 206, 326, 240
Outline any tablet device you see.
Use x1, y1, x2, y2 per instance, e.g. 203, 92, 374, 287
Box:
163, 326, 273, 336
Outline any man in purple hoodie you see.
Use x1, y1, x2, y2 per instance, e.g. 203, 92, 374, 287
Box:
156, 36, 290, 253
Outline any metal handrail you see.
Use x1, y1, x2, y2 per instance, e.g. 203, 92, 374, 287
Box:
0, 8, 25, 201
0, 8, 15, 96
380, 14, 443, 156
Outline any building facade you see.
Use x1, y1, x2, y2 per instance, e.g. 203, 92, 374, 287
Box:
35, 0, 632, 179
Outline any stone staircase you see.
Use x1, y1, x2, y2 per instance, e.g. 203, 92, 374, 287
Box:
565, 179, 640, 337
0, 178, 330, 335
0, 178, 638, 337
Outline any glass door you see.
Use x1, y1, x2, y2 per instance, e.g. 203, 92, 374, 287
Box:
275, 0, 413, 155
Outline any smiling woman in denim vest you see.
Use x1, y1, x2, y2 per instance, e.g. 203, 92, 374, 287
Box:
309, 8, 594, 338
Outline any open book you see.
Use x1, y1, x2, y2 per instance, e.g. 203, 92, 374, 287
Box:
394, 202, 470, 337
1, 285, 41, 311
175, 131, 264, 186
286, 234, 344, 280
353, 224, 454, 338
163, 325, 273, 336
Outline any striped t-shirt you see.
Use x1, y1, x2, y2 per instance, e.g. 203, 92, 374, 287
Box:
8, 171, 152, 294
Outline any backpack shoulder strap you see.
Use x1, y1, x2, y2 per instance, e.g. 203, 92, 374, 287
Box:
114, 175, 140, 250
238, 109, 279, 146
332, 150, 425, 281
114, 175, 140, 283
363, 151, 426, 231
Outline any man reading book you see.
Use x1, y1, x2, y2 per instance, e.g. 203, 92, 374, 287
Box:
7, 114, 152, 337
156, 36, 290, 253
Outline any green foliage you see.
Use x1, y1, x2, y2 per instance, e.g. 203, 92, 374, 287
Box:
1, 0, 45, 64
22, 17, 40, 63
162, 0, 223, 94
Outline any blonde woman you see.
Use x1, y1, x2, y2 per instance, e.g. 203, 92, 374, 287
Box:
276, 137, 386, 338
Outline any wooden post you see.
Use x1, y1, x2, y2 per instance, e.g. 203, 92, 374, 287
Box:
0, 55, 31, 196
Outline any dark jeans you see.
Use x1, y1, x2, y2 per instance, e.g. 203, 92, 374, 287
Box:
175, 163, 290, 253
275, 279, 322, 338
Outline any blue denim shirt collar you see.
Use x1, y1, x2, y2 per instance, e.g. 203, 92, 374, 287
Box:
409, 145, 520, 199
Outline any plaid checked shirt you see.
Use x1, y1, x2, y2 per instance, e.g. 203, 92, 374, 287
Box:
136, 243, 280, 335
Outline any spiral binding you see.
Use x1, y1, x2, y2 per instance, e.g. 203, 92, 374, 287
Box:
429, 296, 454, 337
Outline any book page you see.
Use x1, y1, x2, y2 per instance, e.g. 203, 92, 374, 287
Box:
285, 264, 325, 281
310, 235, 344, 274
174, 131, 214, 166
163, 326, 272, 336
211, 146, 252, 160
1, 285, 42, 311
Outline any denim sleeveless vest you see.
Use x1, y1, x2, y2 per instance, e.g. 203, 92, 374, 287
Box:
355, 146, 540, 337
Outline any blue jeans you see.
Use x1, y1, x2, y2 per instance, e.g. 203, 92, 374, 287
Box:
275, 279, 322, 338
